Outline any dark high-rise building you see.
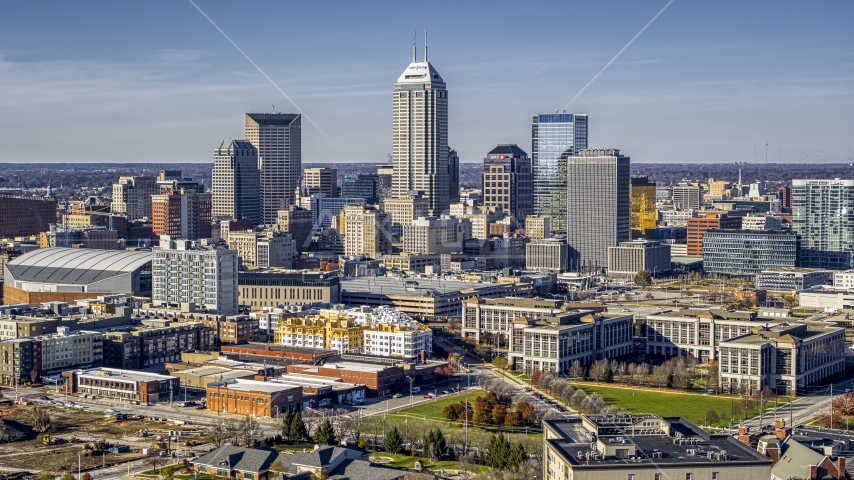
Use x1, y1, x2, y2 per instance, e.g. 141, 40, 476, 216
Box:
341, 174, 380, 204
778, 185, 792, 210
245, 113, 302, 225
482, 144, 533, 223
212, 139, 261, 226
377, 165, 394, 204
532, 113, 588, 233
304, 168, 338, 198
0, 196, 57, 237
565, 148, 629, 273
448, 147, 460, 204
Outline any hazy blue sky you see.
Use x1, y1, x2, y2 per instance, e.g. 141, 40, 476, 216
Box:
0, 1, 852, 164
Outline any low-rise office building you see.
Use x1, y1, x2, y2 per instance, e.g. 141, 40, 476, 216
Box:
237, 270, 340, 309
526, 238, 568, 272
756, 268, 832, 292
607, 239, 670, 278
62, 367, 179, 402
340, 276, 534, 320
382, 253, 440, 273
543, 414, 772, 480
227, 230, 294, 269
832, 269, 854, 289
703, 229, 800, 277
462, 297, 564, 342
646, 309, 760, 363
287, 361, 404, 397
719, 322, 846, 396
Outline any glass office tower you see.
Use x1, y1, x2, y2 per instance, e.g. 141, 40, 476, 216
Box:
532, 113, 587, 233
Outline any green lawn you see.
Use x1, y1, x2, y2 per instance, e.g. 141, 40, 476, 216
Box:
393, 394, 472, 419
572, 383, 787, 427
369, 451, 488, 474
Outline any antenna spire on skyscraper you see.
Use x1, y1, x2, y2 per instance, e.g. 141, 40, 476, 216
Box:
424, 30, 428, 62
413, 30, 416, 62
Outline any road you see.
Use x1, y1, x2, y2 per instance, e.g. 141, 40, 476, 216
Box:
737, 376, 854, 430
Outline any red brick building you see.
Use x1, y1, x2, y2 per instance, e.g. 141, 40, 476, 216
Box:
220, 343, 337, 363
287, 361, 405, 397
152, 189, 211, 241
206, 378, 303, 416
687, 213, 742, 256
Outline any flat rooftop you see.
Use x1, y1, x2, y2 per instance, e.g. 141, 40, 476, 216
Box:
341, 277, 527, 297
76, 368, 177, 383
300, 361, 391, 373
546, 418, 771, 467
270, 373, 363, 391
210, 378, 300, 393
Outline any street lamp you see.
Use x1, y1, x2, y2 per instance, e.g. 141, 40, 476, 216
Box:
406, 376, 414, 408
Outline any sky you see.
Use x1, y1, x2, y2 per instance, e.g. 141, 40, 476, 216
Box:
0, 1, 852, 164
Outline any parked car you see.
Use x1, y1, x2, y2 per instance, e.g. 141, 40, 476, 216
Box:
105, 408, 119, 413
129, 401, 140, 405
423, 395, 431, 399
195, 404, 206, 410
392, 393, 403, 399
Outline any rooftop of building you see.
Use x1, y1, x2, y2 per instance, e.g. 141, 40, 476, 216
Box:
649, 308, 758, 321
269, 373, 363, 391
463, 297, 563, 309
208, 378, 301, 393
222, 343, 337, 355
396, 60, 443, 84
545, 415, 771, 467
300, 361, 394, 374
759, 267, 829, 274
340, 276, 529, 297
73, 367, 177, 382
5, 248, 151, 285
722, 321, 843, 345
486, 144, 528, 157
703, 228, 796, 236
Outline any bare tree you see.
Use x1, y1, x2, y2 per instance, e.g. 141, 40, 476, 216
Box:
32, 407, 50, 433
568, 360, 584, 380
205, 422, 231, 448
589, 359, 610, 384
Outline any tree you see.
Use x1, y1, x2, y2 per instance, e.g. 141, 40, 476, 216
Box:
507, 442, 526, 471
491, 356, 508, 371
269, 458, 288, 478
30, 369, 38, 384
485, 434, 511, 469
634, 270, 652, 288
313, 419, 336, 445
491, 404, 507, 425
289, 411, 308, 442
32, 407, 50, 433
568, 360, 584, 380
81, 473, 91, 480
383, 426, 402, 454
589, 359, 610, 384
37, 473, 53, 480
237, 416, 262, 447
516, 401, 536, 424
60, 473, 74, 480
281, 411, 294, 441
448, 353, 461, 368
162, 465, 176, 480
530, 371, 542, 386
206, 421, 231, 448
704, 409, 720, 426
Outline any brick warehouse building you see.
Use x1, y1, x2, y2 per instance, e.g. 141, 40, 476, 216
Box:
0, 196, 57, 238
286, 361, 405, 397
220, 343, 337, 364
206, 378, 303, 416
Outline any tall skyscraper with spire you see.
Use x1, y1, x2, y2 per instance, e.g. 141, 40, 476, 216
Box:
391, 33, 449, 216
244, 113, 301, 225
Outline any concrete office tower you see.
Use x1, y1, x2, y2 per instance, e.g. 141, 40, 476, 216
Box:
532, 113, 588, 233
152, 235, 238, 315
304, 167, 338, 198
672, 183, 702, 210
383, 195, 430, 236
525, 215, 551, 240
793, 179, 854, 269
525, 238, 568, 271
244, 113, 301, 224
343, 205, 392, 257
630, 175, 657, 239
211, 140, 261, 226
151, 189, 212, 241
448, 147, 460, 204
565, 148, 630, 273
376, 165, 394, 204
392, 43, 449, 216
482, 144, 533, 223
402, 216, 465, 254
112, 176, 157, 220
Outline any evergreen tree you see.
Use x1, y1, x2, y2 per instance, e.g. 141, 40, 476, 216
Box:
507, 442, 526, 470
433, 429, 447, 460
313, 418, 336, 445
282, 411, 294, 441
290, 411, 308, 442
382, 426, 402, 454
485, 434, 511, 468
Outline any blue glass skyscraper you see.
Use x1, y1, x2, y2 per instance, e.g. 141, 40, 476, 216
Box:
532, 113, 588, 233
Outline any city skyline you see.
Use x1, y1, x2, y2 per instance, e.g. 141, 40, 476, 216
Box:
0, 1, 852, 165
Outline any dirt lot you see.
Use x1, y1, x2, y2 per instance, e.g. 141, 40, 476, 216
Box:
0, 405, 206, 474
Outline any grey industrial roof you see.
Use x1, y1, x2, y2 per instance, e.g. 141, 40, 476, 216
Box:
5, 248, 151, 285
328, 459, 403, 480
770, 439, 827, 480
487, 144, 528, 157
194, 445, 280, 473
